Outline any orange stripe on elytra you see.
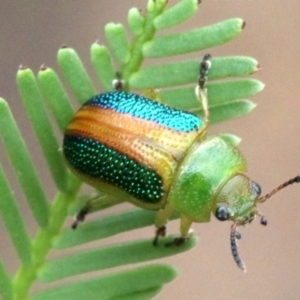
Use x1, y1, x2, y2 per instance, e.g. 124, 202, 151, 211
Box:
66, 106, 190, 190
68, 105, 200, 156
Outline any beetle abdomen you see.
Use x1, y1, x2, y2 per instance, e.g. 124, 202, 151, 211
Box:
63, 91, 203, 205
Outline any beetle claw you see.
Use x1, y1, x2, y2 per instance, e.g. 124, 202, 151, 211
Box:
165, 237, 187, 247
260, 216, 268, 226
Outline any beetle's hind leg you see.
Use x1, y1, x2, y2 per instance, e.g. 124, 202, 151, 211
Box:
71, 195, 101, 229
165, 215, 193, 247
72, 193, 123, 229
72, 202, 91, 229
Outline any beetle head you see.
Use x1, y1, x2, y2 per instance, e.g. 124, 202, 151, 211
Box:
213, 174, 300, 271
213, 174, 261, 225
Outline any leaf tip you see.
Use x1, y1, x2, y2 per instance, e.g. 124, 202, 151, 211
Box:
104, 22, 122, 32
242, 20, 246, 29
256, 63, 262, 72
0, 97, 8, 107
19, 64, 28, 70
248, 100, 257, 111
40, 64, 48, 71
257, 81, 265, 93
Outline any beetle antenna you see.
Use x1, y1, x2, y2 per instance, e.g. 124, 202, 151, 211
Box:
230, 223, 246, 272
256, 175, 300, 203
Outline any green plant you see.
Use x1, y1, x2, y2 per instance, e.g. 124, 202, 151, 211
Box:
0, 0, 263, 299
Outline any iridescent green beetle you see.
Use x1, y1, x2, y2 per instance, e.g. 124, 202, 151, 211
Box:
63, 55, 300, 270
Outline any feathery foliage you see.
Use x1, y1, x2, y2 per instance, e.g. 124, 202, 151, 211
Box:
0, 0, 263, 299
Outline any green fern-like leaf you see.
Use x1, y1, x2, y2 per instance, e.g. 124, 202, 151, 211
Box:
0, 1, 264, 299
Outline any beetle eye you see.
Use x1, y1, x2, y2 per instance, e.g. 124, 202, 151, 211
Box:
251, 181, 261, 197
215, 205, 229, 221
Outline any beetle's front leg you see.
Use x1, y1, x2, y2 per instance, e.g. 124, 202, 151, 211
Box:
165, 214, 193, 246
153, 204, 173, 245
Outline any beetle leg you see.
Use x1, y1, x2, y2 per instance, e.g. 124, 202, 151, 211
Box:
72, 203, 90, 229
72, 193, 124, 229
112, 72, 125, 91
72, 194, 101, 229
196, 54, 211, 128
153, 204, 173, 245
153, 226, 166, 246
179, 214, 193, 238
196, 87, 209, 126
165, 214, 193, 246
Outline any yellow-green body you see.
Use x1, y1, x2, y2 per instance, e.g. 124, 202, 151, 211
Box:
63, 90, 260, 240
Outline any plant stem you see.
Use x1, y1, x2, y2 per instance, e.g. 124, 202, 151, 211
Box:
122, 0, 167, 89
12, 175, 81, 300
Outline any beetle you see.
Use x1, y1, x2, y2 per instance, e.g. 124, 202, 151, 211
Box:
63, 54, 300, 271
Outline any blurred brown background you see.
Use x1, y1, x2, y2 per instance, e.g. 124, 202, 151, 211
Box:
0, 0, 300, 299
